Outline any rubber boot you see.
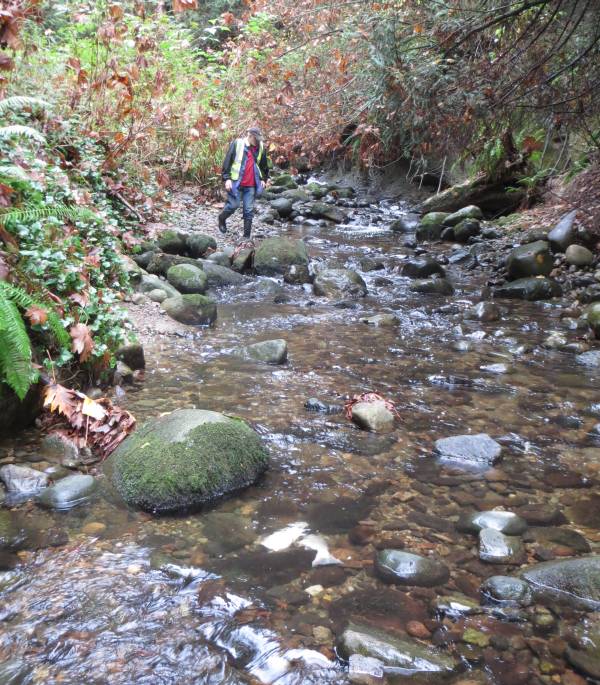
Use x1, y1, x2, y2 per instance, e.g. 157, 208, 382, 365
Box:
218, 211, 229, 235
243, 217, 252, 239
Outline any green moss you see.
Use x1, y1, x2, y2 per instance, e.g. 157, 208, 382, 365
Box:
108, 417, 268, 513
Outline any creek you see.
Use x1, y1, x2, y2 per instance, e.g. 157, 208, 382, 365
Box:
1, 181, 600, 685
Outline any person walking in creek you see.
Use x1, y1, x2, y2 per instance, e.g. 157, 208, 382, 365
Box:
218, 126, 269, 239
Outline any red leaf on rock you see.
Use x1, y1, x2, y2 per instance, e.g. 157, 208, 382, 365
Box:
70, 323, 94, 362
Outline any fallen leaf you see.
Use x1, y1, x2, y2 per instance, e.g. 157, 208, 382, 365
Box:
25, 305, 48, 326
70, 323, 94, 362
81, 396, 107, 421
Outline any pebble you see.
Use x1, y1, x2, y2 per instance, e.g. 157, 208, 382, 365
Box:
81, 522, 107, 536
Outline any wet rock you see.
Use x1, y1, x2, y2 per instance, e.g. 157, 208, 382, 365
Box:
0, 659, 31, 685
338, 622, 458, 676
448, 249, 475, 266
440, 226, 455, 241
157, 229, 187, 254
313, 268, 367, 299
523, 527, 590, 553
576, 350, 600, 368
309, 202, 347, 224
351, 401, 395, 433
359, 314, 398, 327
360, 257, 385, 272
586, 302, 600, 339
410, 278, 454, 295
374, 549, 450, 587
161, 294, 217, 325
389, 218, 412, 233
231, 247, 253, 272
515, 505, 566, 526
137, 274, 180, 299
401, 256, 445, 279
0, 464, 48, 495
115, 361, 133, 385
506, 241, 553, 279
166, 263, 208, 294
0, 511, 29, 551
284, 263, 311, 284
443, 205, 484, 226
480, 576, 532, 606
482, 227, 501, 239
348, 654, 384, 684
435, 434, 502, 467
456, 511, 527, 536
198, 260, 247, 286
222, 547, 316, 585
493, 276, 562, 301
566, 494, 600, 528
304, 398, 342, 414
566, 244, 594, 267
565, 614, 600, 679
548, 210, 577, 252
116, 343, 145, 370
202, 512, 256, 553
38, 474, 97, 510
454, 218, 481, 242
433, 594, 482, 617
281, 188, 310, 203
40, 432, 94, 468
270, 197, 294, 218
479, 529, 525, 564
186, 233, 217, 258
520, 555, 600, 610
238, 339, 288, 365
206, 250, 233, 267
104, 409, 269, 514
464, 302, 500, 322
254, 237, 309, 276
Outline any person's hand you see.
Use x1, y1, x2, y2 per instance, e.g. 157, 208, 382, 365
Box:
261, 181, 266, 191
225, 179, 232, 192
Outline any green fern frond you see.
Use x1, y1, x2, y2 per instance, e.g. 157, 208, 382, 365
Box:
0, 96, 50, 118
0, 202, 98, 226
0, 164, 32, 183
0, 281, 70, 349
0, 125, 47, 145
0, 296, 38, 400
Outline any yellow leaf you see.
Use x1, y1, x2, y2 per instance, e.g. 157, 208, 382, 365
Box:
81, 396, 107, 421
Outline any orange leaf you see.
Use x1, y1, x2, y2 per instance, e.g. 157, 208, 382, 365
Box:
44, 383, 79, 420
25, 306, 48, 326
70, 323, 94, 362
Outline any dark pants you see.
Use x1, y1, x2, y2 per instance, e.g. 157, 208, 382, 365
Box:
223, 186, 256, 220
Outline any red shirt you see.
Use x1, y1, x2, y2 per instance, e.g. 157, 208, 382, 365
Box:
240, 145, 258, 187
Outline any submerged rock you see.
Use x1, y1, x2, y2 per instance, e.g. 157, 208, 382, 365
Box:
576, 350, 600, 368
456, 510, 528, 536
313, 269, 367, 299
238, 339, 288, 365
0, 464, 48, 495
410, 278, 454, 295
104, 409, 269, 514
161, 294, 217, 325
338, 622, 458, 676
435, 433, 502, 467
38, 474, 97, 510
254, 237, 309, 276
479, 529, 525, 564
565, 614, 600, 679
493, 276, 562, 301
351, 401, 395, 433
520, 555, 600, 610
374, 550, 449, 587
480, 575, 532, 606
464, 301, 501, 321
348, 654, 384, 684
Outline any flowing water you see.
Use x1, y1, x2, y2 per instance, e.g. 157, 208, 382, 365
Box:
1, 186, 600, 684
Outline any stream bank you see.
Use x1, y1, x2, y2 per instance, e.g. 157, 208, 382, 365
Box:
1, 173, 600, 685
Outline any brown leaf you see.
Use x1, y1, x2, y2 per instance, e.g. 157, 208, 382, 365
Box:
0, 52, 14, 71
43, 384, 79, 420
25, 305, 48, 326
70, 323, 94, 362
81, 396, 107, 421
69, 292, 89, 308
172, 0, 198, 12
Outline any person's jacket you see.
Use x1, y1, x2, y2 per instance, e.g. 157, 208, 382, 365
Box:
221, 138, 269, 191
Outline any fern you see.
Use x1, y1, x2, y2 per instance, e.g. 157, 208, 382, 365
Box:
0, 281, 70, 399
0, 125, 46, 145
0, 96, 50, 118
0, 202, 98, 226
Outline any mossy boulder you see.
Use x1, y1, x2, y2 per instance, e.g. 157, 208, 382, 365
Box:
306, 183, 329, 199
161, 294, 216, 325
416, 212, 449, 242
272, 174, 295, 187
166, 264, 208, 294
254, 237, 309, 276
147, 253, 200, 277
157, 229, 187, 255
186, 234, 217, 258
104, 409, 269, 514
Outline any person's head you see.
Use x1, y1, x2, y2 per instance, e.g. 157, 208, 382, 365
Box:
246, 126, 262, 146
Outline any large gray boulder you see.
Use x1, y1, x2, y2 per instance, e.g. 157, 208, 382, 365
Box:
161, 294, 217, 325
238, 339, 288, 365
147, 253, 200, 277
254, 238, 309, 276
137, 274, 180, 299
338, 623, 458, 677
443, 205, 483, 226
166, 264, 208, 294
186, 233, 216, 258
157, 229, 187, 255
548, 210, 577, 252
198, 260, 247, 286
506, 241, 553, 279
309, 202, 347, 224
410, 278, 454, 295
416, 212, 449, 241
374, 549, 450, 586
493, 276, 562, 301
38, 475, 97, 510
270, 197, 294, 218
313, 268, 367, 299
520, 555, 600, 610
104, 409, 269, 514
